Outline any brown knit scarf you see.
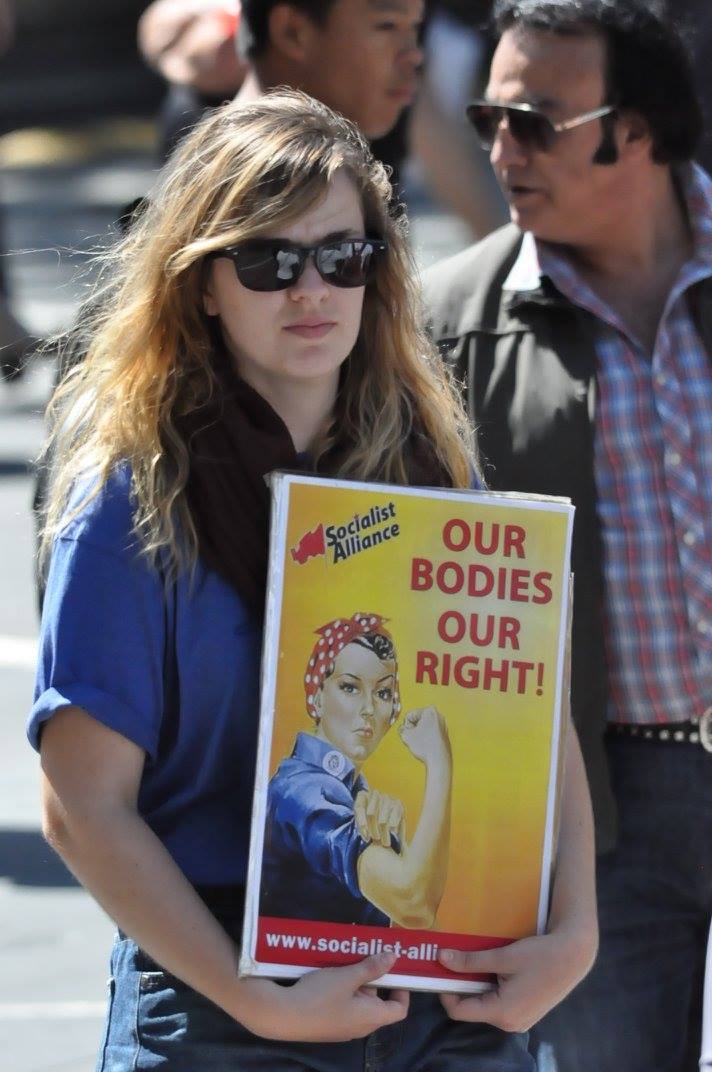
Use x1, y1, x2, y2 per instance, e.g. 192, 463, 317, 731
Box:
176, 358, 450, 619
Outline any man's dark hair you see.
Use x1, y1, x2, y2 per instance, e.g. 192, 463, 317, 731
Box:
240, 0, 337, 58
492, 0, 703, 164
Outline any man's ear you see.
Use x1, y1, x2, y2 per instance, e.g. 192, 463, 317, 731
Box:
617, 109, 653, 159
268, 3, 320, 64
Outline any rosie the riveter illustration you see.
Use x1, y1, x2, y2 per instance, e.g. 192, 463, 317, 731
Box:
260, 612, 452, 928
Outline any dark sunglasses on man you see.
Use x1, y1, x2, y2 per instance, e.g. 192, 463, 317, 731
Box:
210, 237, 387, 292
466, 99, 616, 153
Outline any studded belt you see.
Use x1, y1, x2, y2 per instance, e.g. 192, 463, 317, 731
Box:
607, 708, 712, 752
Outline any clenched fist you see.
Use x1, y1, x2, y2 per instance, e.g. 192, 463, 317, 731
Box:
398, 707, 451, 767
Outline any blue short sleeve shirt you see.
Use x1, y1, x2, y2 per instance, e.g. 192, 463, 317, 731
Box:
28, 466, 262, 886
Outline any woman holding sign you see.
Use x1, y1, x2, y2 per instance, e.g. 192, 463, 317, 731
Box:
30, 89, 596, 1070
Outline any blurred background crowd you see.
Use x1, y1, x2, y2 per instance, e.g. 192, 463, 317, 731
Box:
1, 0, 711, 381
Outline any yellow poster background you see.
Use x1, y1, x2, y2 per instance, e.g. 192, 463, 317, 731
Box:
267, 480, 571, 939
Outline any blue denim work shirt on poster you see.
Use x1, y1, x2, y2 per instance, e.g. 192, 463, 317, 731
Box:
27, 465, 261, 886
261, 732, 398, 926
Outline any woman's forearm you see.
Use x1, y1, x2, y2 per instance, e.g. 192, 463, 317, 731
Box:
357, 754, 452, 926
43, 782, 415, 1041
39, 706, 411, 1045
42, 779, 247, 1016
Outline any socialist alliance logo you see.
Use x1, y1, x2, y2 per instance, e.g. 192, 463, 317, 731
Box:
290, 524, 326, 564
290, 502, 400, 566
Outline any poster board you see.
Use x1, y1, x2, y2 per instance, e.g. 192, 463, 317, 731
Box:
240, 474, 574, 992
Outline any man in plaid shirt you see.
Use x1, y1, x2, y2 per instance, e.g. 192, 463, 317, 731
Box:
423, 1, 712, 1070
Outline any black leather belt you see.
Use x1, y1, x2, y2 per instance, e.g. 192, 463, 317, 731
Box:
607, 708, 712, 752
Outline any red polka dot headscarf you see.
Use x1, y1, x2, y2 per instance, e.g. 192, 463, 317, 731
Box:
304, 612, 401, 724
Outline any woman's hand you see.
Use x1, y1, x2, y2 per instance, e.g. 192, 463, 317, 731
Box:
399, 706, 451, 767
232, 952, 409, 1041
437, 922, 597, 1033
354, 788, 405, 847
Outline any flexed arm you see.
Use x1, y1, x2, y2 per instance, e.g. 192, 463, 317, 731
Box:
357, 707, 452, 928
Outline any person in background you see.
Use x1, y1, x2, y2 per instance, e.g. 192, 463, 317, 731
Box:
235, 0, 421, 141
138, 0, 507, 237
234, 0, 423, 187
31, 88, 596, 1071
141, 0, 425, 173
423, 2, 712, 1069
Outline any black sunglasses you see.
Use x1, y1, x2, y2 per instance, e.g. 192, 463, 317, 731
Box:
466, 99, 616, 152
211, 237, 387, 292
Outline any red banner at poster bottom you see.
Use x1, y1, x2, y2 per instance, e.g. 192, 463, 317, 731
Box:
257, 916, 513, 981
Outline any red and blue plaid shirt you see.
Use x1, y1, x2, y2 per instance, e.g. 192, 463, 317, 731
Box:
504, 166, 712, 724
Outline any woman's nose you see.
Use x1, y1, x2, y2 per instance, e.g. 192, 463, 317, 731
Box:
287, 255, 329, 300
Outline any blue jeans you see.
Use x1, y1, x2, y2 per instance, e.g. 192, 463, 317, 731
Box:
530, 736, 712, 1072
96, 934, 534, 1071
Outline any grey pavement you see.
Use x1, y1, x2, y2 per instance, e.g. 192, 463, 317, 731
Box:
0, 129, 472, 1072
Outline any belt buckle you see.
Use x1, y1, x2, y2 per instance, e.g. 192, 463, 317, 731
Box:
700, 707, 712, 753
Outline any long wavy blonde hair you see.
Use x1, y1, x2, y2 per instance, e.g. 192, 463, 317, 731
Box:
40, 89, 478, 574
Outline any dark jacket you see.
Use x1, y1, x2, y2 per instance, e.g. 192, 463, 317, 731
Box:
424, 223, 712, 850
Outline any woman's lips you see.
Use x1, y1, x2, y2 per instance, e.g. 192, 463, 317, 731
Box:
355, 726, 373, 739
283, 321, 335, 339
